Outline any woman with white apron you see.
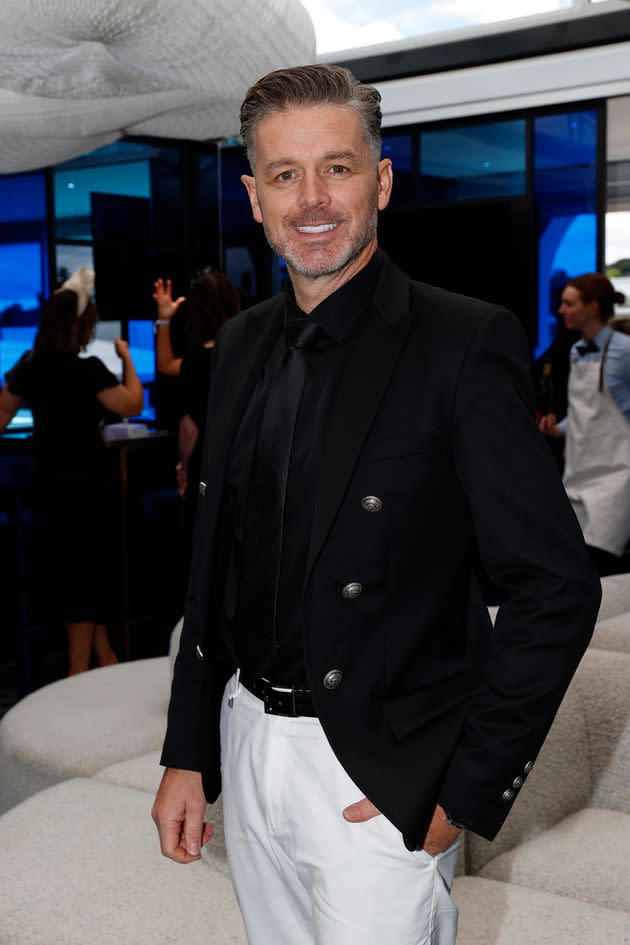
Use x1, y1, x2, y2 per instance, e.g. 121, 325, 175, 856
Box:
539, 273, 630, 575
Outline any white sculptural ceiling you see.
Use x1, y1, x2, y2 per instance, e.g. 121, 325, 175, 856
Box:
0, 0, 316, 173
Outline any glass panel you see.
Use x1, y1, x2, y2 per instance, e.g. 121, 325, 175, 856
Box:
54, 161, 151, 241
55, 244, 95, 287
0, 325, 37, 383
419, 120, 526, 202
606, 96, 630, 314
382, 134, 414, 206
605, 212, 630, 317
0, 171, 48, 327
128, 319, 156, 383
0, 173, 46, 223
300, 0, 572, 55
533, 109, 598, 358
192, 150, 221, 271
220, 145, 273, 303
0, 242, 45, 317
80, 321, 122, 379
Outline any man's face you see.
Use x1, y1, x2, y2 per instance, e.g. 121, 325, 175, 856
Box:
241, 105, 392, 279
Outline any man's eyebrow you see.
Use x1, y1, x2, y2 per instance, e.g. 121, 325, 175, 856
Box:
262, 150, 360, 173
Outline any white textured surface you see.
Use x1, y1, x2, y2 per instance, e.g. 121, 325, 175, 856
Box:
478, 808, 630, 913
597, 573, 630, 622
0, 0, 316, 172
591, 611, 630, 653
169, 616, 183, 680
0, 778, 246, 945
453, 876, 630, 945
0, 657, 170, 777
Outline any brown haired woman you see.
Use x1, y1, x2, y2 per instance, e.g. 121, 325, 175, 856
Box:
0, 267, 144, 674
539, 272, 629, 574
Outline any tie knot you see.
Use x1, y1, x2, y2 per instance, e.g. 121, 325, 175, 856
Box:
577, 340, 599, 357
286, 317, 320, 351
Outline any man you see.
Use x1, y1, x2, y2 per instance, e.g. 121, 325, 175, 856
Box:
153, 65, 600, 945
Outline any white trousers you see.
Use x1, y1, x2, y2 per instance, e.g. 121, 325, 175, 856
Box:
220, 673, 459, 945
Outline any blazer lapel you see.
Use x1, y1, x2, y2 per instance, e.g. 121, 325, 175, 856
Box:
200, 298, 283, 500
304, 256, 415, 587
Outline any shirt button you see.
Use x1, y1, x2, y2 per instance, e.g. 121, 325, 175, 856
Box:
342, 582, 363, 600
323, 669, 343, 690
502, 789, 514, 803
512, 777, 523, 790
361, 495, 383, 512
524, 761, 534, 775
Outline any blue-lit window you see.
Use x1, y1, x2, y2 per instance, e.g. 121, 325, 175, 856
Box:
0, 173, 46, 223
128, 320, 155, 383
419, 120, 526, 202
0, 243, 45, 316
0, 325, 37, 384
54, 161, 151, 241
382, 134, 414, 205
0, 171, 48, 355
534, 110, 598, 357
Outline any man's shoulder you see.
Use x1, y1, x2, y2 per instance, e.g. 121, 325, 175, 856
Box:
407, 276, 515, 349
217, 293, 284, 345
379, 253, 512, 338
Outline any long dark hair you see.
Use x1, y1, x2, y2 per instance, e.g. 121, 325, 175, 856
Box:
567, 273, 625, 322
182, 269, 240, 352
34, 290, 98, 353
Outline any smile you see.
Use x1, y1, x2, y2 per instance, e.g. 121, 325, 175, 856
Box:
296, 224, 338, 233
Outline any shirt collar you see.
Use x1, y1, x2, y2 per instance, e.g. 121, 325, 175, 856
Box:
590, 324, 613, 349
284, 249, 384, 344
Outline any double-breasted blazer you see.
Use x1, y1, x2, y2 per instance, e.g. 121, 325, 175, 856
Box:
161, 253, 600, 850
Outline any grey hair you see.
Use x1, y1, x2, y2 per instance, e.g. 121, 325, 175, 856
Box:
239, 64, 382, 170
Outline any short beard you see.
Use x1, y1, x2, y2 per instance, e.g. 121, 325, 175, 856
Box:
263, 192, 379, 280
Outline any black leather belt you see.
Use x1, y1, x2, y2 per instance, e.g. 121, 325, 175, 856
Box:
241, 675, 317, 717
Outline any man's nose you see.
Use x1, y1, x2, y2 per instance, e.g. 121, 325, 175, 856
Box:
297, 173, 331, 209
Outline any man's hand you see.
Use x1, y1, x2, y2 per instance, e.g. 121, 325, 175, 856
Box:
343, 798, 461, 857
151, 768, 213, 864
153, 278, 186, 321
420, 803, 462, 857
538, 413, 564, 438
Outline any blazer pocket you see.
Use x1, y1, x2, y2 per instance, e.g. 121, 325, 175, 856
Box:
383, 673, 475, 741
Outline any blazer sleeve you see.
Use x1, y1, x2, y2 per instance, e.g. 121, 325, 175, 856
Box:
438, 306, 601, 840
160, 333, 224, 773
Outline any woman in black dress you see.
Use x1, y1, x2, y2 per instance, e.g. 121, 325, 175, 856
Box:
153, 269, 240, 568
0, 267, 144, 675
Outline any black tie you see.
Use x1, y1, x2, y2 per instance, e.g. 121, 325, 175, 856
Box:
235, 316, 320, 676
577, 340, 599, 357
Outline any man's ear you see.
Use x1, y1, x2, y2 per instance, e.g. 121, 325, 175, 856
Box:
241, 175, 263, 224
376, 158, 393, 212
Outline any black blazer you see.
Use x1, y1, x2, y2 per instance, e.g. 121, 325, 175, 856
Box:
161, 254, 600, 850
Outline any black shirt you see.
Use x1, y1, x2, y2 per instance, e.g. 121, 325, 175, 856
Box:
7, 351, 118, 480
225, 250, 384, 687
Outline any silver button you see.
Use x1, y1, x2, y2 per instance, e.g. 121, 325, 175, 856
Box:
199, 481, 206, 496
524, 761, 534, 775
502, 789, 514, 803
323, 669, 343, 690
512, 777, 523, 790
361, 495, 383, 513
342, 582, 363, 600
195, 644, 204, 661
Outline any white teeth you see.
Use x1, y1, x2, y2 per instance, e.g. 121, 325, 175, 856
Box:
297, 224, 337, 233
